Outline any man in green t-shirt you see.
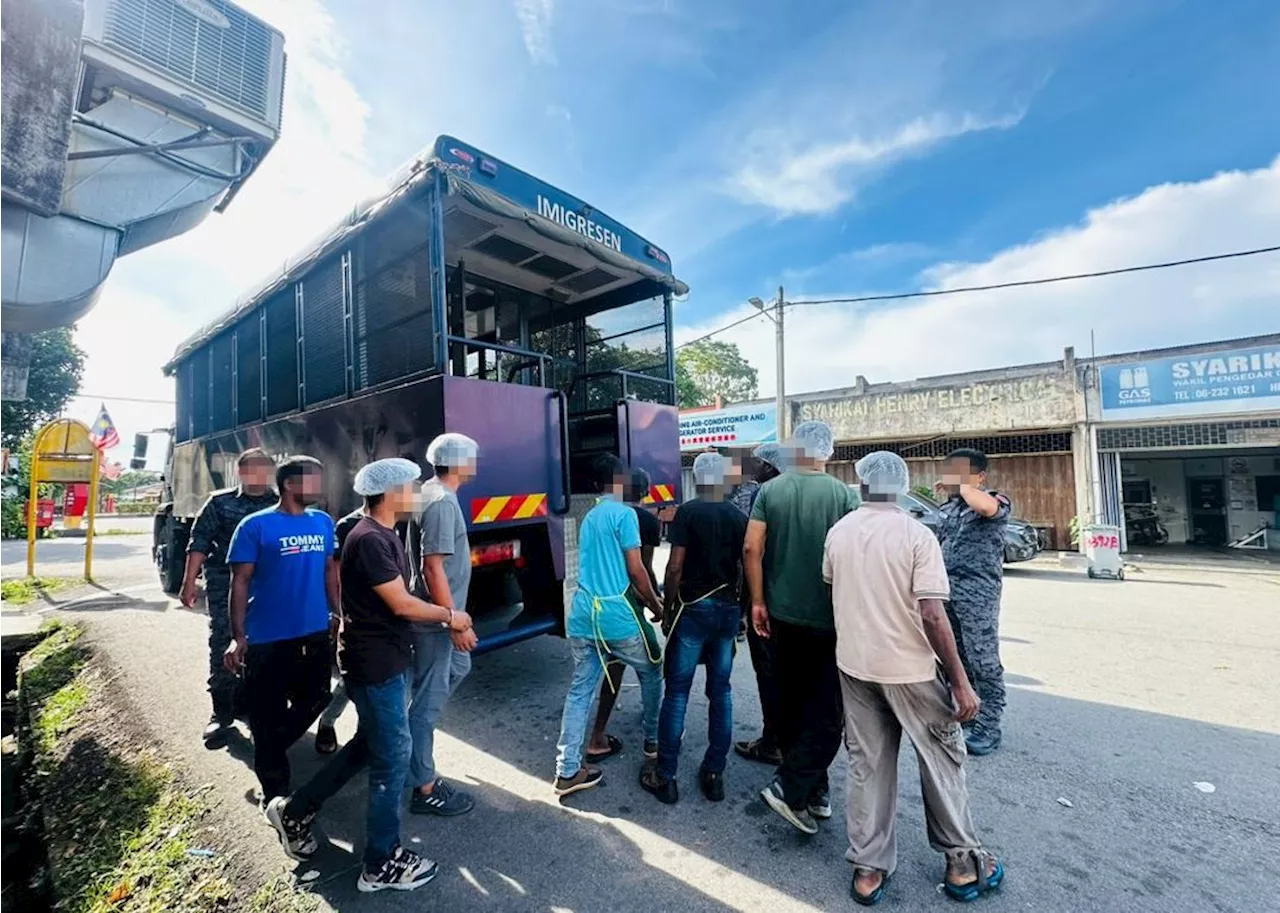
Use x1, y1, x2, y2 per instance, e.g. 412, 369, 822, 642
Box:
745, 420, 859, 835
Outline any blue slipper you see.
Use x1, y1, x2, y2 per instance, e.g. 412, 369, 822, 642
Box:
851, 869, 890, 906
944, 853, 1004, 902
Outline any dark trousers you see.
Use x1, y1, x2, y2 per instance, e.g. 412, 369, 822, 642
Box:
244, 631, 332, 801
745, 613, 782, 750
204, 570, 240, 716
658, 597, 739, 779
946, 599, 1006, 736
772, 618, 842, 809
287, 670, 413, 869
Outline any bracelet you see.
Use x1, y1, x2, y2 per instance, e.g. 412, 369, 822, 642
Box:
443, 608, 454, 630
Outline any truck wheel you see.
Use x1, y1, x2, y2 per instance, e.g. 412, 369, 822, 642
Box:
158, 518, 187, 595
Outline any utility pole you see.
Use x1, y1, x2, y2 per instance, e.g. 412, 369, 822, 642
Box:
750, 287, 788, 442
774, 285, 786, 440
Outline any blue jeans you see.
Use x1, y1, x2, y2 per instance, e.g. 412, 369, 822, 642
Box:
658, 596, 738, 779
289, 670, 412, 868
556, 635, 662, 779
409, 629, 472, 787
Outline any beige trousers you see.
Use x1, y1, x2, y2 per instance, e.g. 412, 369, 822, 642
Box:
839, 671, 982, 874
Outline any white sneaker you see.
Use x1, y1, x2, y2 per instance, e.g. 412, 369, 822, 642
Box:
357, 846, 439, 893
760, 780, 819, 835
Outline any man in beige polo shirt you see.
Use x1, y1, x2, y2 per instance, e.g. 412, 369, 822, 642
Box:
824, 451, 1004, 907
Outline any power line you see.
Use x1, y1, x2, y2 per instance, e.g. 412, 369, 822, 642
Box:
72, 393, 175, 405
676, 243, 1280, 349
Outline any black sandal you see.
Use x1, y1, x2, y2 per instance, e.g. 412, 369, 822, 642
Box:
944, 851, 1004, 902
586, 734, 623, 762
851, 868, 890, 906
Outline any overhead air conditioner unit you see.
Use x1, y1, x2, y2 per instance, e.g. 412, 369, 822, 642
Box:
1, 0, 286, 374
80, 0, 286, 146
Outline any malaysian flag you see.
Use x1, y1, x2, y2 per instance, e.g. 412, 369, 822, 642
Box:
90, 404, 120, 451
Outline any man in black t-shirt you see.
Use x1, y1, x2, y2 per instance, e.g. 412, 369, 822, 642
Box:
586, 467, 662, 763
312, 508, 363, 754
262, 460, 473, 894
640, 452, 747, 804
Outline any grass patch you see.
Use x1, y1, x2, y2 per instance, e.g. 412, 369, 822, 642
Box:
1, 576, 81, 605
19, 621, 317, 913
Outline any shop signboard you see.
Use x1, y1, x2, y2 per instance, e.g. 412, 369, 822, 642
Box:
679, 403, 776, 452
1100, 343, 1280, 420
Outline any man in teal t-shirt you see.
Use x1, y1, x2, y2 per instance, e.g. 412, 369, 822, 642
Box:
554, 455, 664, 798
746, 421, 858, 834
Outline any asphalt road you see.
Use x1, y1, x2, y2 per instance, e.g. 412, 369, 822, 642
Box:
4, 535, 1279, 913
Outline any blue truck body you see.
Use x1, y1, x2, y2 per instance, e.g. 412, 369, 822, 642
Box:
153, 136, 686, 651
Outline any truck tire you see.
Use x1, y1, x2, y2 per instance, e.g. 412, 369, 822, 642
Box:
156, 514, 188, 596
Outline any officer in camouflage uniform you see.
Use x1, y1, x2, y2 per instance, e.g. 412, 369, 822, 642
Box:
935, 448, 1010, 756
181, 448, 278, 749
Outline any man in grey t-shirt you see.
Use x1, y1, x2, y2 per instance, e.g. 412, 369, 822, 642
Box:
406, 433, 480, 817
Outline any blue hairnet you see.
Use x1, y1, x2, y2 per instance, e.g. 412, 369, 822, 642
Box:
692, 451, 727, 485
353, 458, 422, 496
791, 420, 835, 461
752, 441, 783, 469
426, 433, 479, 468
855, 451, 909, 497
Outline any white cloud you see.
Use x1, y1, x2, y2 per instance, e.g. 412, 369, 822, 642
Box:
679, 157, 1280, 396
70, 0, 382, 461
515, 0, 557, 65
727, 111, 1022, 216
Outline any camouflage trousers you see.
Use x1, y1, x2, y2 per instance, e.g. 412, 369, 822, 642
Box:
205, 572, 240, 715
946, 598, 1006, 735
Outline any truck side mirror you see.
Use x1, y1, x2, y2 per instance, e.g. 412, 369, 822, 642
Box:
129, 457, 146, 470
132, 433, 148, 464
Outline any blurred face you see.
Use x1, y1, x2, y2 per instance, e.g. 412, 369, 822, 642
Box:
454, 457, 478, 485
385, 481, 423, 518
940, 457, 984, 490
238, 459, 273, 491
725, 456, 744, 488
291, 469, 324, 507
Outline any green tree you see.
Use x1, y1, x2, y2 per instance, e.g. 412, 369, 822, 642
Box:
675, 340, 758, 408
1, 328, 86, 448
675, 359, 704, 409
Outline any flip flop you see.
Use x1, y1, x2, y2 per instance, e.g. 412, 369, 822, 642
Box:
944, 852, 1004, 903
586, 734, 623, 762
851, 869, 889, 906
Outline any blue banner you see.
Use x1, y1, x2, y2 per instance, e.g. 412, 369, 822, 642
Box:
1100, 343, 1280, 419
433, 136, 673, 274
679, 404, 777, 452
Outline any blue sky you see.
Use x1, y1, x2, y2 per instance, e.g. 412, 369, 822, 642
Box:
73, 0, 1280, 457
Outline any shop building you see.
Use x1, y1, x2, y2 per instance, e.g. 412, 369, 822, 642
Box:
790, 349, 1085, 550
1088, 334, 1280, 551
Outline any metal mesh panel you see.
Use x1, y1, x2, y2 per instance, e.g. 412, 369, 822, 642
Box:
174, 360, 191, 442
235, 316, 261, 424
264, 289, 299, 416
101, 0, 277, 121
830, 431, 1074, 463
209, 332, 234, 432
302, 257, 347, 405
354, 242, 434, 390
190, 349, 210, 439
1096, 419, 1280, 451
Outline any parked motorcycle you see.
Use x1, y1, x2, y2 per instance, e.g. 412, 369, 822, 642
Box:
1124, 504, 1169, 546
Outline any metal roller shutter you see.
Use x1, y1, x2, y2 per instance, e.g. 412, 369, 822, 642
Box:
264, 289, 299, 416
302, 256, 347, 406
235, 316, 262, 425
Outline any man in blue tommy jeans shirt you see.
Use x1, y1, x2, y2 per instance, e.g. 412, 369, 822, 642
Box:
225, 456, 339, 804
